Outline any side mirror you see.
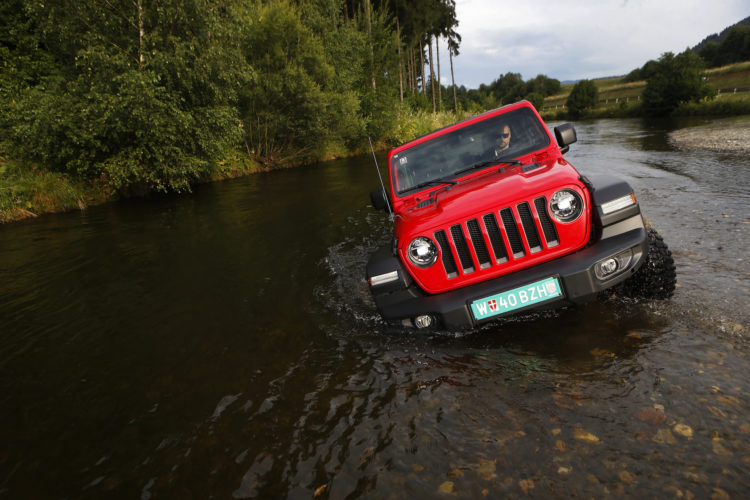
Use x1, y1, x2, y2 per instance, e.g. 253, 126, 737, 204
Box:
554, 123, 577, 154
370, 188, 390, 211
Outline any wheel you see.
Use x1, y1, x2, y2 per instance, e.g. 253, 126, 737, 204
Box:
617, 228, 676, 299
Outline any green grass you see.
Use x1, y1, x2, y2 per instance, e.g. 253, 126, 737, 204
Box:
673, 94, 750, 116
386, 107, 471, 146
0, 160, 102, 223
706, 61, 750, 90
0, 151, 266, 223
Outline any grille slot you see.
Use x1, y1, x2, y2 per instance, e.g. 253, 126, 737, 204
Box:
517, 202, 542, 253
434, 230, 458, 278
483, 213, 509, 263
450, 224, 475, 273
534, 197, 559, 246
432, 195, 566, 280
500, 208, 526, 258
467, 219, 492, 269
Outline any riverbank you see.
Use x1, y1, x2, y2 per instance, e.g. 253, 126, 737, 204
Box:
668, 117, 750, 154
1, 109, 466, 225
0, 155, 262, 225
3, 111, 747, 225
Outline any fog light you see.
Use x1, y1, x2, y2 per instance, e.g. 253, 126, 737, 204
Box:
414, 315, 433, 329
594, 249, 634, 280
596, 258, 619, 278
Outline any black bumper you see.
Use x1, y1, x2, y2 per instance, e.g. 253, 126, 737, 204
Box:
367, 215, 648, 329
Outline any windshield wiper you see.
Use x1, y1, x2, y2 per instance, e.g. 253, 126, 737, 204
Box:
401, 158, 521, 194
404, 178, 458, 193
453, 159, 522, 177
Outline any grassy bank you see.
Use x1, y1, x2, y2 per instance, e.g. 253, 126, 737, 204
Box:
0, 159, 94, 223
0, 108, 467, 224
0, 153, 265, 224
541, 61, 750, 120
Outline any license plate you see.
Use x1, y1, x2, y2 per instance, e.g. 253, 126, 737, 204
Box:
470, 276, 563, 321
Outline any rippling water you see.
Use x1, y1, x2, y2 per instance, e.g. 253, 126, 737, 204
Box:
1, 119, 748, 497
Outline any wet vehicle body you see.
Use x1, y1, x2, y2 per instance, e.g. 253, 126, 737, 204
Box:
367, 101, 673, 329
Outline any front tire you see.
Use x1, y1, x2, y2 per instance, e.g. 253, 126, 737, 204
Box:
617, 228, 676, 299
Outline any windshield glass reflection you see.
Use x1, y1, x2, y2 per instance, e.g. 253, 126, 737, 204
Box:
391, 107, 551, 195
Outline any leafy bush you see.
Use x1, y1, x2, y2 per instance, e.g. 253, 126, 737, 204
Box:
566, 80, 599, 119
642, 50, 715, 116
2, 0, 247, 193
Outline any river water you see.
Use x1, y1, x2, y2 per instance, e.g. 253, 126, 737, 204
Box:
1, 118, 748, 498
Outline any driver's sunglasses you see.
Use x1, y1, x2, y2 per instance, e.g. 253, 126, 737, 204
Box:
499, 132, 510, 138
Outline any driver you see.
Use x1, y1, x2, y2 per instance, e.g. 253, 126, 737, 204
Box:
493, 122, 512, 157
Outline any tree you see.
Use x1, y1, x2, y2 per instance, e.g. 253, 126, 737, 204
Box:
642, 50, 715, 116
698, 25, 750, 68
447, 33, 460, 112
3, 0, 248, 192
715, 25, 750, 65
697, 41, 722, 68
525, 92, 545, 111
527, 74, 561, 97
2, 0, 463, 193
241, 1, 369, 162
566, 80, 598, 119
385, 0, 459, 111
623, 59, 659, 83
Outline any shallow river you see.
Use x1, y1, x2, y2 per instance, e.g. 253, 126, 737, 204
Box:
1, 118, 748, 498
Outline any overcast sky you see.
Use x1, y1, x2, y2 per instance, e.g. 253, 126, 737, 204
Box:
442, 0, 749, 88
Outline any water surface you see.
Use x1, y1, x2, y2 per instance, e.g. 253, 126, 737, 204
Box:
1, 119, 748, 497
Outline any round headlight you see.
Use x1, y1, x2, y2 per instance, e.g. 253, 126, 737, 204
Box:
407, 237, 439, 268
549, 189, 583, 223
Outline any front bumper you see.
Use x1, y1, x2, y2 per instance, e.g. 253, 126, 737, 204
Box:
367, 214, 647, 329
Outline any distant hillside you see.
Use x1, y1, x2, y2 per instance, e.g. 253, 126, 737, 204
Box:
693, 16, 750, 52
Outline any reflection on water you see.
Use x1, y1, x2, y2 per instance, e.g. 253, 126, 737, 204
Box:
0, 119, 748, 497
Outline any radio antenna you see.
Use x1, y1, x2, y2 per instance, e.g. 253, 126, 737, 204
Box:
368, 137, 393, 219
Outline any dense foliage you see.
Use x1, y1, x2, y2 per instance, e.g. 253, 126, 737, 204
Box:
0, 0, 462, 194
642, 50, 715, 116
565, 80, 598, 119
1, 0, 252, 192
698, 25, 750, 69
452, 73, 561, 113
1, 0, 746, 203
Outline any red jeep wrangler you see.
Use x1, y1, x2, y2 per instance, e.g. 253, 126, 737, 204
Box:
367, 101, 675, 329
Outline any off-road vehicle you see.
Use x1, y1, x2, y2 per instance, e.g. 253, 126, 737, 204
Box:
367, 101, 675, 329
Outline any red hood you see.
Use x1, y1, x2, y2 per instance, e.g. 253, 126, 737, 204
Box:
395, 158, 582, 236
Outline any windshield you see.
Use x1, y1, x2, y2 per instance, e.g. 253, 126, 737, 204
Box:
391, 107, 550, 195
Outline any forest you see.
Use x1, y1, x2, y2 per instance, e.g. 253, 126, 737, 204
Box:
0, 0, 471, 196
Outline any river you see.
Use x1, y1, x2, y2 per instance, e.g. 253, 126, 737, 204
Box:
1, 118, 748, 497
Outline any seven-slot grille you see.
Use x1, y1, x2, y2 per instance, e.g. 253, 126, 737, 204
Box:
434, 196, 559, 279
